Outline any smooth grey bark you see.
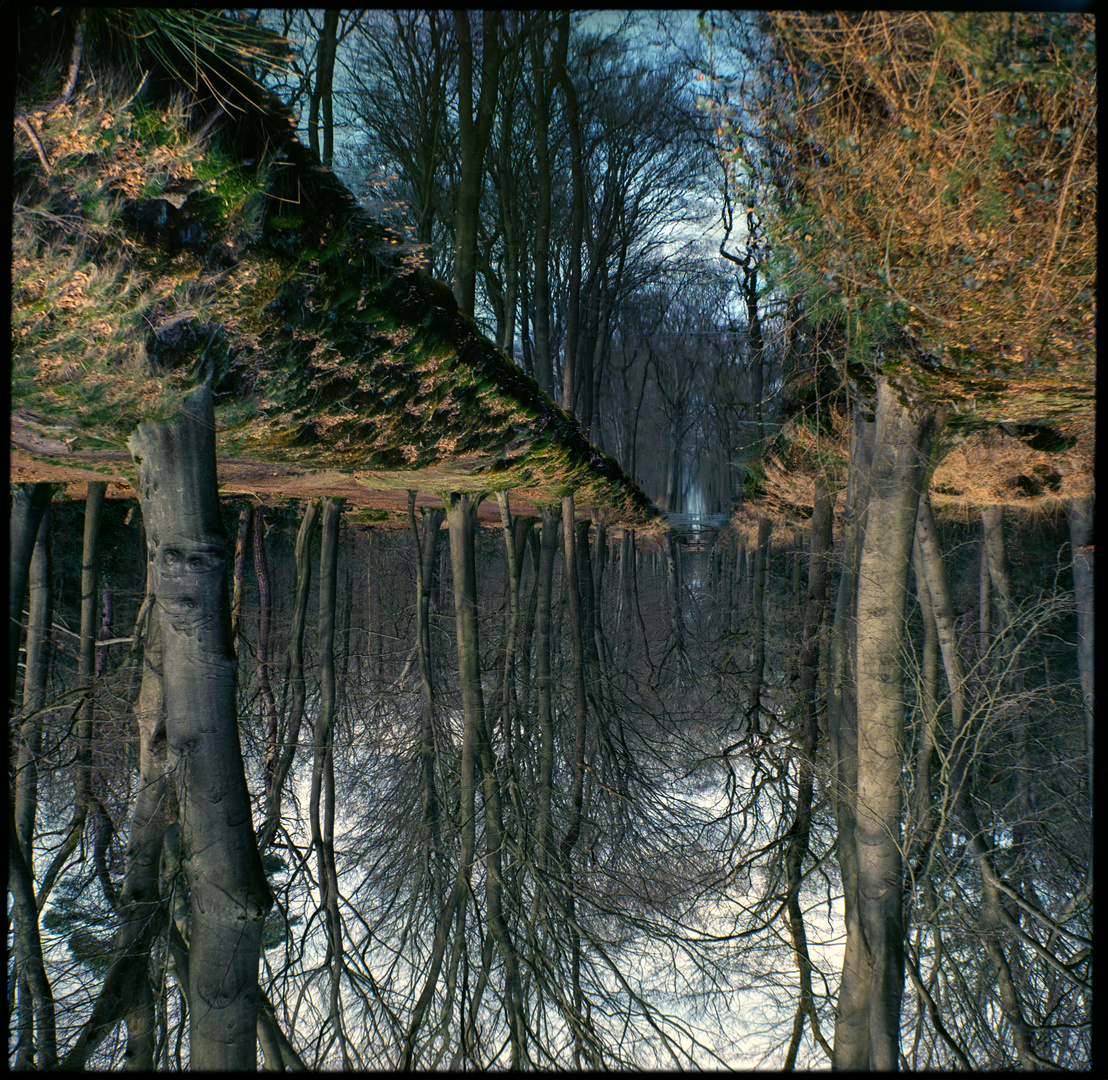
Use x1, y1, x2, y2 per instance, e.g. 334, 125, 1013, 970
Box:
15, 503, 52, 864
978, 515, 991, 662
474, 509, 526, 1067
829, 403, 873, 1070
445, 491, 525, 1067
835, 378, 933, 1071
494, 491, 523, 753
1063, 493, 1093, 883
13, 502, 52, 1069
560, 493, 588, 863
559, 493, 590, 1067
980, 505, 1035, 899
129, 384, 272, 1070
9, 482, 53, 705
833, 381, 930, 1072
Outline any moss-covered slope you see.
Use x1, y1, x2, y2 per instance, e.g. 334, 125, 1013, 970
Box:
11, 35, 659, 528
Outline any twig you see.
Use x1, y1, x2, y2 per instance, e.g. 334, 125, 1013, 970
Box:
883, 216, 959, 329
14, 115, 51, 175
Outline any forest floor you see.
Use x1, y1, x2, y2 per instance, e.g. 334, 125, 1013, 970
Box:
10, 424, 656, 535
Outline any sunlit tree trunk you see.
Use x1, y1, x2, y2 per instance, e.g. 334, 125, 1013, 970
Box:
829, 402, 873, 1069
837, 378, 934, 1071
129, 384, 272, 1070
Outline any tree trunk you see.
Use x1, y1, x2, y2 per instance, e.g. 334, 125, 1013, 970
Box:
8, 813, 57, 1068
9, 482, 53, 705
980, 504, 1016, 631
230, 505, 251, 647
907, 532, 939, 872
11, 491, 57, 1067
829, 403, 873, 1070
76, 480, 107, 819
748, 517, 770, 733
128, 384, 272, 1070
252, 508, 280, 798
15, 503, 52, 863
783, 479, 833, 1067
556, 10, 583, 414
977, 515, 991, 663
1063, 493, 1093, 884
308, 9, 340, 167
39, 482, 106, 907
452, 11, 503, 316
559, 492, 590, 1066
534, 504, 561, 881
914, 491, 1039, 1069
838, 377, 934, 1071
529, 16, 556, 394
408, 492, 446, 895
311, 497, 349, 1064
258, 501, 320, 851
62, 585, 170, 1071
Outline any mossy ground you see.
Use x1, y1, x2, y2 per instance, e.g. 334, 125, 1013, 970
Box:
11, 71, 660, 532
